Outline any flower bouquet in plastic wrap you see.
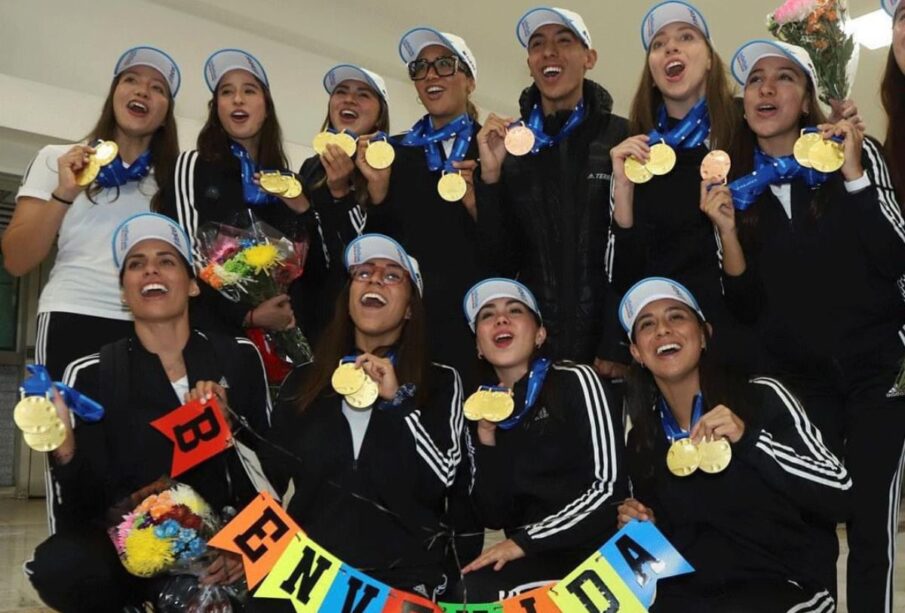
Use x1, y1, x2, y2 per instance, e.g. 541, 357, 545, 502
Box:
195, 212, 312, 382
767, 0, 859, 105
108, 478, 245, 611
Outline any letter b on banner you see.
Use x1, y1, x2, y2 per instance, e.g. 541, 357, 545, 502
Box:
150, 397, 232, 477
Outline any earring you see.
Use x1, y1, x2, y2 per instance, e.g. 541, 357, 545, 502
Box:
477, 351, 483, 360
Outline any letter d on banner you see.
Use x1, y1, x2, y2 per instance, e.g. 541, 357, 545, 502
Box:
149, 397, 231, 477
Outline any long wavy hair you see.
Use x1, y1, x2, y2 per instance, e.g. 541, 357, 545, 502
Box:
882, 46, 905, 207
629, 39, 738, 152
293, 279, 431, 412
85, 74, 179, 211
196, 75, 289, 171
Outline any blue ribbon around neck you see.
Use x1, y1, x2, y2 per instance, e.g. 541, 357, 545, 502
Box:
20, 364, 104, 422
496, 357, 552, 430
229, 141, 280, 207
397, 113, 474, 173
517, 98, 586, 155
658, 392, 703, 442
95, 148, 153, 189
647, 98, 711, 151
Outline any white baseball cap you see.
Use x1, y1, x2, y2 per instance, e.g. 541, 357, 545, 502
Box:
112, 213, 193, 271
731, 39, 818, 92
515, 6, 592, 49
882, 0, 901, 16
641, 1, 710, 51
204, 48, 269, 92
113, 46, 181, 97
619, 277, 705, 337
323, 64, 389, 102
463, 278, 542, 332
398, 27, 478, 80
344, 234, 423, 296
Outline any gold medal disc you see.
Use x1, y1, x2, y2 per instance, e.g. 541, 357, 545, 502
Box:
365, 140, 395, 169
624, 157, 654, 184
647, 143, 677, 176
76, 159, 101, 187
259, 172, 288, 195
282, 176, 303, 199
792, 132, 822, 168
345, 376, 379, 408
666, 438, 700, 477
482, 391, 515, 422
700, 150, 732, 184
504, 125, 536, 157
464, 390, 490, 421
334, 132, 358, 157
14, 396, 61, 434
313, 131, 334, 155
437, 172, 468, 202
697, 437, 732, 474
331, 362, 366, 395
23, 424, 67, 452
93, 140, 119, 166
807, 139, 845, 173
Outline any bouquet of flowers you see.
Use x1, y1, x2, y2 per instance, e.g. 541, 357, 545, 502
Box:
767, 0, 859, 105
195, 214, 313, 380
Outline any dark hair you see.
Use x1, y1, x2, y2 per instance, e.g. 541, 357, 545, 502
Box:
293, 279, 431, 412
629, 37, 738, 152
882, 47, 905, 206
196, 75, 289, 170
313, 89, 391, 207
85, 73, 179, 211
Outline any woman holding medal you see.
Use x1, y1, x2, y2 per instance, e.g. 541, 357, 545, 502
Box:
163, 48, 308, 338
882, 0, 905, 203
606, 1, 752, 369
617, 277, 850, 612
26, 213, 269, 611
3, 46, 180, 380
706, 39, 905, 611
260, 233, 464, 602
296, 64, 393, 342
366, 27, 487, 386
457, 278, 625, 601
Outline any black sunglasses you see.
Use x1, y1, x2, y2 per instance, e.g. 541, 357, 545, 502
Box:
408, 55, 461, 81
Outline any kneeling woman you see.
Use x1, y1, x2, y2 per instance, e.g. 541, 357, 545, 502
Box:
618, 277, 851, 612
458, 279, 625, 601
26, 213, 271, 611
264, 233, 464, 601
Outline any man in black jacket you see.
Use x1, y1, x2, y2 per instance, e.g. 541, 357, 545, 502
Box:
475, 7, 629, 374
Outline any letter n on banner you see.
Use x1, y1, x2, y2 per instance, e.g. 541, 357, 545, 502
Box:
501, 585, 560, 612
255, 533, 341, 612
208, 492, 301, 588
383, 589, 442, 613
547, 551, 646, 613
149, 397, 231, 477
320, 563, 390, 612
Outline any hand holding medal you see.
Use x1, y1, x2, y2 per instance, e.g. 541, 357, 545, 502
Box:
257, 171, 304, 200
362, 132, 395, 170
792, 127, 845, 173
69, 139, 119, 187
332, 358, 379, 408
661, 395, 734, 477
312, 129, 358, 158
464, 386, 515, 422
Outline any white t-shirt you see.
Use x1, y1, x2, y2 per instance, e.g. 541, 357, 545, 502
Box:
170, 375, 190, 404
17, 144, 156, 320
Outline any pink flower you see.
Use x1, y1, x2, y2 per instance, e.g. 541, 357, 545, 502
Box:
773, 0, 818, 24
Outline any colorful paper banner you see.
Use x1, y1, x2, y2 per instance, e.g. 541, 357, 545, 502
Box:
149, 396, 231, 477
255, 532, 342, 612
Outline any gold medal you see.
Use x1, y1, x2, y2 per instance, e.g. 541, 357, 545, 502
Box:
697, 437, 732, 474
504, 124, 536, 157
647, 142, 677, 176
437, 172, 468, 202
259, 171, 288, 195
345, 376, 379, 408
666, 438, 700, 477
482, 391, 515, 422
331, 362, 365, 396
365, 140, 395, 169
624, 156, 653, 184
14, 396, 61, 434
792, 132, 822, 168
463, 390, 489, 421
334, 131, 358, 157
23, 424, 67, 452
75, 159, 101, 187
700, 150, 732, 184
282, 176, 303, 199
313, 131, 334, 155
807, 138, 845, 173
93, 140, 119, 166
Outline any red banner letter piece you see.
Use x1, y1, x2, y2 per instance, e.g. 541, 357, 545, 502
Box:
150, 396, 232, 477
382, 588, 442, 613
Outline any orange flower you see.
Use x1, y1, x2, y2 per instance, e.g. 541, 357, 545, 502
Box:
199, 264, 223, 290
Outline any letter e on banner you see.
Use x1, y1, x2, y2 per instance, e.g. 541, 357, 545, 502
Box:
150, 397, 231, 477
208, 492, 302, 588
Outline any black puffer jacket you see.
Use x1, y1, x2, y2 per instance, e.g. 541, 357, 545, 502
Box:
474, 80, 629, 364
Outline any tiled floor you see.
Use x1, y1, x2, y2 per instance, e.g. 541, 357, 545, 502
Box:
1, 497, 903, 612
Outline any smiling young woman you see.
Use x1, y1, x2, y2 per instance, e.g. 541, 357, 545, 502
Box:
2, 46, 180, 383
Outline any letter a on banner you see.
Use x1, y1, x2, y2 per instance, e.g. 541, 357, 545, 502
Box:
149, 397, 231, 476
547, 551, 646, 613
208, 492, 302, 588
255, 533, 342, 612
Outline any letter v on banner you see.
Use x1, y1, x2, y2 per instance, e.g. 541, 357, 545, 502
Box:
149, 396, 231, 477
255, 532, 342, 612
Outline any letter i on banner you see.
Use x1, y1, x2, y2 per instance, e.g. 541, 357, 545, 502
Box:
501, 585, 560, 612
382, 589, 442, 613
320, 563, 390, 612
149, 396, 231, 477
598, 520, 694, 608
255, 533, 342, 612
547, 550, 646, 613
208, 491, 302, 588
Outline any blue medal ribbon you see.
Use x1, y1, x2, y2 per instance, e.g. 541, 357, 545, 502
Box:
518, 99, 586, 154
95, 149, 153, 189
397, 113, 474, 173
20, 365, 104, 422
229, 141, 280, 207
369, 131, 389, 143
497, 357, 552, 430
658, 392, 703, 442
647, 98, 711, 150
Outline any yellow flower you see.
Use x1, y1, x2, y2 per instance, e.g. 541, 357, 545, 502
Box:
122, 527, 175, 577
242, 244, 280, 273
